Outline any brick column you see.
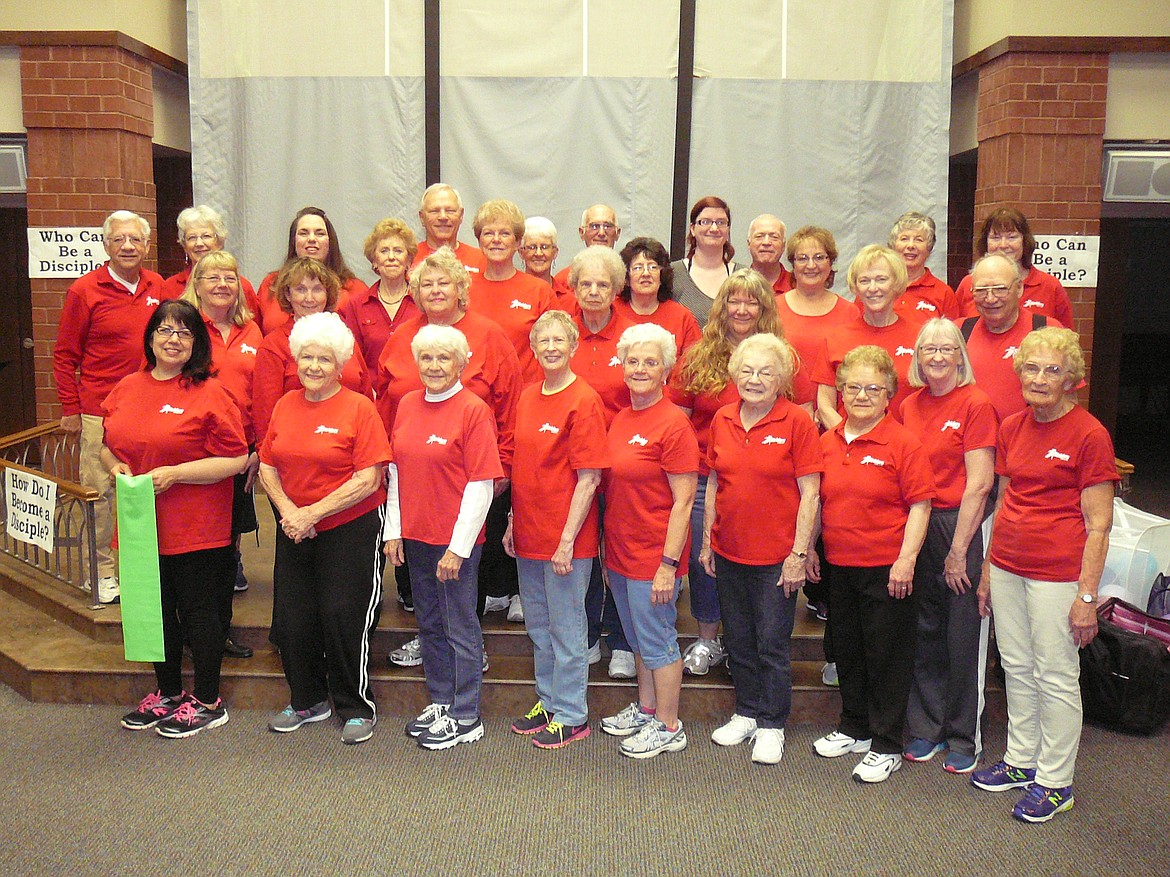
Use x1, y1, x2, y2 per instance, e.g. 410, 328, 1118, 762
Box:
21, 45, 157, 424
974, 51, 1107, 371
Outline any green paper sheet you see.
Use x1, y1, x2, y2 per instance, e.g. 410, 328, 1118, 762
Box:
115, 473, 165, 662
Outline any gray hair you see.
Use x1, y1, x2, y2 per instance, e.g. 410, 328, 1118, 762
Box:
289, 312, 355, 369
176, 205, 228, 244
420, 183, 463, 212
523, 216, 558, 246
971, 252, 1024, 284
530, 310, 578, 347
908, 318, 975, 388
411, 324, 471, 370
569, 245, 626, 290
616, 323, 678, 374
103, 210, 150, 241
748, 214, 787, 239
888, 211, 937, 250
580, 204, 619, 228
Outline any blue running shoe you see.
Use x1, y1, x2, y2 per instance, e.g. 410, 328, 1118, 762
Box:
1013, 784, 1074, 823
971, 759, 1036, 792
944, 751, 979, 774
903, 738, 947, 762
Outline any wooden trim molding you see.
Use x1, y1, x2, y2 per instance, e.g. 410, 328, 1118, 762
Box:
0, 30, 187, 76
954, 35, 1170, 79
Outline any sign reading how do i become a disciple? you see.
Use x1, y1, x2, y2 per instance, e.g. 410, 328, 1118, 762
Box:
4, 467, 57, 552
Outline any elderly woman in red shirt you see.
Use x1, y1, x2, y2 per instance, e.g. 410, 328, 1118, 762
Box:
698, 333, 822, 765
504, 310, 610, 749
339, 218, 419, 369
809, 345, 935, 784
104, 299, 248, 738
259, 312, 390, 746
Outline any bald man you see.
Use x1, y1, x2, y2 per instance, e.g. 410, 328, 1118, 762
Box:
553, 204, 622, 290
748, 214, 794, 294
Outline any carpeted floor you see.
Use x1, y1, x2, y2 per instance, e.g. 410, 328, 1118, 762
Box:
2, 682, 1167, 876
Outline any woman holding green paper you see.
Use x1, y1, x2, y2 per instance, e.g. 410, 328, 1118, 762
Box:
103, 299, 249, 738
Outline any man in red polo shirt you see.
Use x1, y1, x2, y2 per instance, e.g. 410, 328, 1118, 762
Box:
748, 214, 794, 294
53, 210, 171, 604
413, 183, 487, 275
553, 204, 622, 291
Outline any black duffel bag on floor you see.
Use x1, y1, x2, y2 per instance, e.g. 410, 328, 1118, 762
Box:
1080, 598, 1170, 735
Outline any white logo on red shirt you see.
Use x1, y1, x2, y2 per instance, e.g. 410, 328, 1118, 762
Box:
860, 455, 886, 466
146, 296, 160, 306
1023, 299, 1043, 309
1002, 345, 1019, 360
895, 346, 914, 357
761, 435, 786, 445
608, 356, 622, 367
538, 423, 559, 434
627, 434, 649, 446
240, 343, 257, 355
1045, 448, 1071, 462
941, 420, 961, 432
510, 299, 532, 310
426, 434, 449, 445
314, 425, 339, 434
158, 404, 184, 415
915, 301, 937, 311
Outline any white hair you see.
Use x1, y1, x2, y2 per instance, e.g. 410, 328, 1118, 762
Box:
411, 324, 471, 369
289, 312, 355, 369
971, 252, 1024, 283
176, 205, 227, 244
420, 183, 463, 212
616, 323, 678, 373
523, 216, 558, 245
103, 210, 150, 240
748, 214, 787, 239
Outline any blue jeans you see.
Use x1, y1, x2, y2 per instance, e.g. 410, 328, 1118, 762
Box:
517, 557, 590, 726
688, 474, 720, 625
405, 540, 483, 721
714, 554, 796, 729
606, 569, 682, 671
584, 495, 630, 652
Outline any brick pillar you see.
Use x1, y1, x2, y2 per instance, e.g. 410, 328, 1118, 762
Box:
974, 51, 1107, 373
21, 45, 157, 424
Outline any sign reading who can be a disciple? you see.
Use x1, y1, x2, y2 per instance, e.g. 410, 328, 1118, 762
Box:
26, 227, 105, 279
5, 468, 56, 552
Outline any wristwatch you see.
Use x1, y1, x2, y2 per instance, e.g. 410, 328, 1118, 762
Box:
1079, 592, 1096, 604
792, 550, 808, 559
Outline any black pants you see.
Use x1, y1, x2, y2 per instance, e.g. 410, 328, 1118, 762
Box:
273, 508, 385, 721
828, 561, 918, 754
715, 554, 797, 729
155, 545, 235, 704
478, 487, 518, 604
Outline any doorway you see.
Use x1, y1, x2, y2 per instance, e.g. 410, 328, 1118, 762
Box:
0, 205, 36, 436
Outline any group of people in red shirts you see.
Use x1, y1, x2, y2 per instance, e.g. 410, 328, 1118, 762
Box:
53, 194, 1115, 821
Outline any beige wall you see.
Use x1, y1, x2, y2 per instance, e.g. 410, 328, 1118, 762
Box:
0, 0, 186, 62
152, 66, 190, 151
0, 47, 22, 134
950, 72, 979, 155
1106, 53, 1170, 140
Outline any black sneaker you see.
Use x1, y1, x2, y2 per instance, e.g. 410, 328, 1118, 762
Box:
511, 701, 551, 735
156, 698, 229, 738
234, 557, 248, 592
418, 716, 484, 750
533, 721, 591, 749
121, 690, 189, 730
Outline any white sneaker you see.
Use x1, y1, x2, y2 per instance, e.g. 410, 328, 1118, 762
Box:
821, 661, 839, 687
97, 575, 120, 604
608, 649, 636, 679
852, 750, 902, 783
483, 595, 510, 614
507, 594, 524, 623
389, 636, 422, 667
587, 641, 602, 665
752, 728, 785, 765
682, 638, 725, 676
619, 719, 687, 759
813, 730, 872, 758
711, 713, 758, 746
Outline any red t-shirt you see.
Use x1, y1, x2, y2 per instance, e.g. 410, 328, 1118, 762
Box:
337, 281, 421, 374
103, 372, 247, 554
668, 371, 740, 477
413, 240, 487, 276
572, 310, 634, 426
251, 320, 373, 446
205, 315, 263, 445
162, 267, 262, 327
990, 405, 1119, 582
511, 378, 610, 560
775, 294, 858, 407
707, 398, 823, 565
260, 387, 390, 532
254, 272, 366, 336
391, 388, 504, 546
961, 313, 1063, 423
819, 416, 936, 567
614, 298, 702, 358
603, 396, 700, 579
374, 311, 521, 473
53, 264, 171, 416
957, 266, 1074, 328
468, 271, 556, 384
900, 383, 998, 509
812, 315, 921, 421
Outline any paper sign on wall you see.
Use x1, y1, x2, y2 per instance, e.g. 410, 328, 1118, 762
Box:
1032, 235, 1099, 287
4, 467, 56, 552
27, 227, 106, 279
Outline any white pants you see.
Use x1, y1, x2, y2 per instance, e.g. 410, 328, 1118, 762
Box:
79, 413, 116, 579
988, 564, 1082, 788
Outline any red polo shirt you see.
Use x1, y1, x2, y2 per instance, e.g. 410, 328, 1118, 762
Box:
961, 313, 1063, 422
614, 298, 702, 358
900, 383, 998, 510
572, 309, 634, 426
414, 240, 487, 276
205, 315, 264, 445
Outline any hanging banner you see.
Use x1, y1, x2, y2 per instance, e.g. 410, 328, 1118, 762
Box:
4, 467, 56, 552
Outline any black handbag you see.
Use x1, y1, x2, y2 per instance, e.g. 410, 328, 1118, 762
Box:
1148, 573, 1170, 619
1080, 598, 1170, 735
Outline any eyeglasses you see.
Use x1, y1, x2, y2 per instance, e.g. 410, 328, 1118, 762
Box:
630, 263, 661, 274
108, 235, 146, 247
738, 366, 778, 381
919, 345, 958, 357
842, 383, 889, 398
522, 244, 555, 254
793, 253, 830, 265
695, 218, 729, 229
154, 326, 194, 341
727, 298, 762, 310
183, 232, 217, 245
586, 222, 616, 233
1021, 362, 1066, 380
198, 274, 238, 286
971, 284, 1015, 300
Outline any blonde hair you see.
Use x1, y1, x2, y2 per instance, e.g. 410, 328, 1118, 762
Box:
1014, 326, 1086, 386
409, 247, 472, 310
846, 245, 908, 299
837, 345, 898, 398
181, 250, 253, 327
